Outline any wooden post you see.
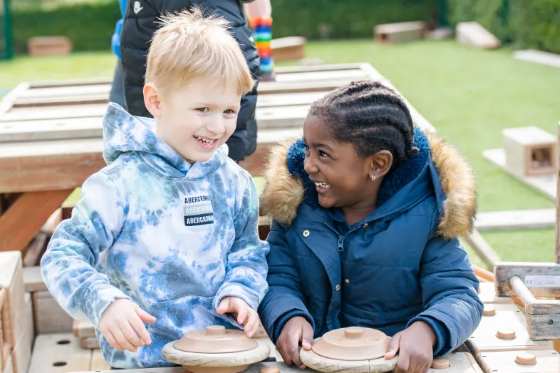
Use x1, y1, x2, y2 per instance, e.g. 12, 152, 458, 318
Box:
555, 120, 560, 264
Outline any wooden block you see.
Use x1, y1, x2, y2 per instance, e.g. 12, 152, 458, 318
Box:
479, 282, 514, 304
27, 37, 72, 57
271, 37, 306, 62
477, 349, 560, 373
80, 337, 99, 350
503, 127, 557, 177
33, 291, 73, 334
0, 253, 24, 348
23, 266, 46, 293
0, 191, 73, 251
0, 288, 12, 372
374, 21, 426, 44
456, 22, 501, 49
466, 304, 553, 355
28, 333, 91, 373
483, 148, 556, 201
89, 349, 110, 371
74, 319, 95, 339
12, 293, 34, 373
475, 209, 555, 231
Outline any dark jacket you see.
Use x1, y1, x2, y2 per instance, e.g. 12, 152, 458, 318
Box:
257, 128, 483, 357
120, 0, 260, 161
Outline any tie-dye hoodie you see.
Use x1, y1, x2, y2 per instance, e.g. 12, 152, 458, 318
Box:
40, 103, 270, 368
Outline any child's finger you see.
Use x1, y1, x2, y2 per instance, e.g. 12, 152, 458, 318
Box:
112, 326, 138, 352
288, 332, 305, 369
244, 312, 258, 337
237, 306, 248, 325
301, 323, 314, 350
217, 298, 230, 314
249, 319, 261, 337
385, 333, 401, 359
135, 306, 156, 323
104, 329, 125, 351
120, 321, 144, 348
395, 350, 410, 373
129, 314, 152, 345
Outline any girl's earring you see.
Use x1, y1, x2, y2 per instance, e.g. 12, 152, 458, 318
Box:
370, 174, 377, 181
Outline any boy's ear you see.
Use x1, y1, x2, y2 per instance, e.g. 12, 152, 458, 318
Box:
143, 83, 162, 118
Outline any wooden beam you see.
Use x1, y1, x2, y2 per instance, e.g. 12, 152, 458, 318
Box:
23, 266, 46, 293
555, 120, 560, 264
475, 209, 555, 231
464, 229, 501, 270
0, 190, 72, 252
495, 262, 560, 298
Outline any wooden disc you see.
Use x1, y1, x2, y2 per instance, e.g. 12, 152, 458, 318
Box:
496, 328, 516, 340
312, 327, 390, 361
300, 347, 397, 373
162, 339, 270, 370
483, 305, 496, 316
431, 358, 450, 369
515, 353, 537, 365
174, 325, 258, 353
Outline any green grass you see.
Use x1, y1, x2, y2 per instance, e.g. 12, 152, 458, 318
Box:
3, 40, 560, 266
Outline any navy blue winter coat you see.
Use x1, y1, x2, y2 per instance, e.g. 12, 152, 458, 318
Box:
258, 128, 483, 357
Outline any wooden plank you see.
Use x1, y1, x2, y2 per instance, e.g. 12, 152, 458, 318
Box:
12, 293, 33, 373
495, 263, 560, 298
89, 349, 109, 371
0, 139, 104, 193
1, 353, 12, 373
23, 266, 46, 293
0, 253, 24, 349
28, 333, 91, 373
33, 291, 73, 334
0, 190, 73, 252
514, 49, 560, 69
465, 229, 501, 271
0, 83, 29, 118
23, 232, 47, 267
456, 22, 501, 49
484, 148, 556, 201
477, 349, 560, 373
475, 209, 555, 231
0, 289, 11, 372
466, 303, 553, 355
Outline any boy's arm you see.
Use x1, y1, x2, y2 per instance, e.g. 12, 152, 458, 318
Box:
213, 173, 270, 325
407, 214, 484, 356
40, 171, 131, 328
257, 220, 315, 344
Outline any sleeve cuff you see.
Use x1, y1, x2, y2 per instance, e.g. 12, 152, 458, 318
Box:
407, 315, 450, 357
86, 285, 131, 328
214, 284, 260, 328
273, 310, 315, 343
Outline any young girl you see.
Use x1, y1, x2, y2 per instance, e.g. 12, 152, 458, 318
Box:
258, 81, 483, 373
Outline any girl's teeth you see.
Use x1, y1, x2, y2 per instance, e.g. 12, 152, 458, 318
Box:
315, 182, 331, 189
195, 136, 215, 144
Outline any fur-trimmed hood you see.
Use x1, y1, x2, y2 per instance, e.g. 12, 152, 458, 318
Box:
260, 127, 477, 239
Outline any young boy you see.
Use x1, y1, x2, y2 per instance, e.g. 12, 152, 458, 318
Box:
41, 8, 269, 368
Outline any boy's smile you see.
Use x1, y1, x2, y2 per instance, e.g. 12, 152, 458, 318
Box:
144, 75, 242, 163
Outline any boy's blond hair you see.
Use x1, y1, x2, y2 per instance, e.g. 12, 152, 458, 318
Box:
146, 7, 254, 95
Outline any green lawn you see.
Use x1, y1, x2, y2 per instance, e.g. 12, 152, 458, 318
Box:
2, 40, 560, 266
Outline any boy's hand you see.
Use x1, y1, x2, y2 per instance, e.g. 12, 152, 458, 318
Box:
99, 299, 156, 352
216, 296, 260, 338
277, 316, 313, 369
384, 321, 437, 373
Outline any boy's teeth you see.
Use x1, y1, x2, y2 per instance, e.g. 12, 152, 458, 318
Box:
195, 136, 215, 144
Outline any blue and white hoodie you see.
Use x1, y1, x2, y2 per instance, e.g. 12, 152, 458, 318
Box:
41, 103, 270, 368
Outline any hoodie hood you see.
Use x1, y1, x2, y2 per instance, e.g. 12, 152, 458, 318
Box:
102, 103, 228, 179
260, 127, 477, 239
